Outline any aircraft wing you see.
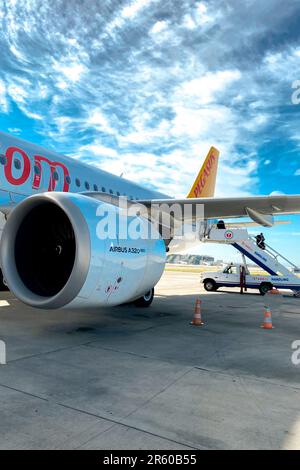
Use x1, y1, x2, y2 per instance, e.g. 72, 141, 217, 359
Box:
85, 192, 300, 227
138, 194, 300, 226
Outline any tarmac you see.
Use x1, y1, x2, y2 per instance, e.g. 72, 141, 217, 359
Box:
0, 270, 299, 450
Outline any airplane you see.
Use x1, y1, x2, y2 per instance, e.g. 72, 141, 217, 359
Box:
1, 130, 300, 310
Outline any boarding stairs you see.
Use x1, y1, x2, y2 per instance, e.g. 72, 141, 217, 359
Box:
199, 223, 300, 296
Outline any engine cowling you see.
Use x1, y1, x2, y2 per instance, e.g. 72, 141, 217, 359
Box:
0, 192, 166, 309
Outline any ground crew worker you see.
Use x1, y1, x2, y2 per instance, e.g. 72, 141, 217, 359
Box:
217, 220, 226, 229
255, 233, 266, 250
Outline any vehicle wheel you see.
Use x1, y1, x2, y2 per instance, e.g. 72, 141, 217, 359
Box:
203, 279, 217, 292
134, 288, 154, 308
0, 269, 9, 291
259, 283, 272, 296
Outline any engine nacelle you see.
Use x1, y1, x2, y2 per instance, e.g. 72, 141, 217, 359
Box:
0, 193, 166, 309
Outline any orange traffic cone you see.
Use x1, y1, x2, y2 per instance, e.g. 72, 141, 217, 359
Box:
190, 298, 204, 326
261, 306, 274, 329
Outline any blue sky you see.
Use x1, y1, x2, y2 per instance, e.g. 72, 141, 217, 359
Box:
0, 0, 300, 263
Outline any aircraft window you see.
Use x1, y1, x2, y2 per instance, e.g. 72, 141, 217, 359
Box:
65, 175, 71, 185
53, 171, 59, 181
34, 165, 41, 175
0, 155, 7, 165
109, 189, 113, 194
14, 158, 22, 170
75, 178, 81, 187
101, 186, 106, 193
93, 184, 98, 192
85, 181, 90, 190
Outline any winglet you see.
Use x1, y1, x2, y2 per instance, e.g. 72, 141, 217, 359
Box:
187, 146, 219, 198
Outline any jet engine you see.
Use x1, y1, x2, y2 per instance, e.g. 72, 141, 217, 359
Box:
0, 192, 166, 309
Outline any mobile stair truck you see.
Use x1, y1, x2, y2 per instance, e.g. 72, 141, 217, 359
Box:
199, 224, 300, 296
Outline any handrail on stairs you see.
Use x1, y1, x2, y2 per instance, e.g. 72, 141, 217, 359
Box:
249, 236, 299, 270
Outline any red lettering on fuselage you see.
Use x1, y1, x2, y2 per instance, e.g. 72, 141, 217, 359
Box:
5, 146, 31, 186
3, 145, 70, 193
33, 155, 70, 192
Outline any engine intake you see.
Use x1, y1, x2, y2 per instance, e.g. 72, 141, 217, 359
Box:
15, 203, 76, 297
1, 193, 90, 309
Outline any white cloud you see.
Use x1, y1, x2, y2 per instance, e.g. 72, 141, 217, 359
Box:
23, 110, 43, 120
9, 44, 28, 62
0, 79, 9, 113
269, 190, 286, 195
58, 63, 86, 82
7, 83, 28, 104
263, 46, 300, 84
52, 60, 86, 88
79, 142, 118, 159
176, 70, 242, 106
182, 14, 197, 30
56, 80, 68, 90
171, 105, 236, 141
86, 110, 114, 134
122, 0, 153, 19
7, 127, 21, 134
150, 20, 168, 34
105, 0, 156, 36
195, 2, 216, 25
120, 118, 171, 144
242, 114, 269, 131
52, 116, 74, 135
182, 1, 222, 30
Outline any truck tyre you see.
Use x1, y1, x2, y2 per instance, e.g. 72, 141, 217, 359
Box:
134, 288, 154, 308
259, 283, 273, 296
204, 279, 217, 292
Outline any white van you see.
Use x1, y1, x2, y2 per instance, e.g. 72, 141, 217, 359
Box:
201, 263, 300, 295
